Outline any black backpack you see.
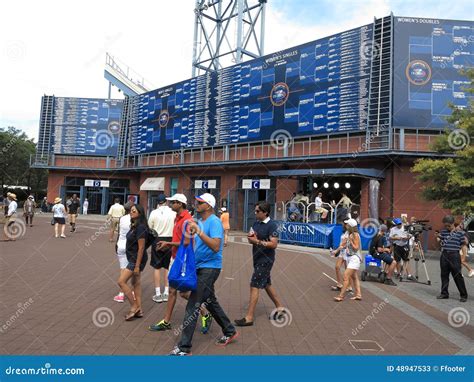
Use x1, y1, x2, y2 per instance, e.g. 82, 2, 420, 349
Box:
146, 228, 159, 249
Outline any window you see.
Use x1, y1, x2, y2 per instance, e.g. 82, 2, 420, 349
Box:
170, 177, 178, 196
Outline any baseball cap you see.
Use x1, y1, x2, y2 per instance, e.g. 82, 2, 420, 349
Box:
195, 193, 216, 208
166, 193, 187, 205
379, 224, 388, 232
157, 194, 167, 203
344, 218, 358, 227
393, 218, 402, 225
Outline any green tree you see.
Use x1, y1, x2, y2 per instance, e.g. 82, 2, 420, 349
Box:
412, 69, 474, 215
0, 126, 48, 198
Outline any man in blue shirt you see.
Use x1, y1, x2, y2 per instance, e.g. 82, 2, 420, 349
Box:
169, 193, 238, 356
235, 201, 286, 326
436, 215, 468, 302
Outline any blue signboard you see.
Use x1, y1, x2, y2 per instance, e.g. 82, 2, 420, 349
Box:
393, 17, 473, 128
51, 97, 123, 156
128, 24, 373, 155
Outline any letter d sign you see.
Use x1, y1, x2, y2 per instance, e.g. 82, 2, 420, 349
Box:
387, 366, 394, 372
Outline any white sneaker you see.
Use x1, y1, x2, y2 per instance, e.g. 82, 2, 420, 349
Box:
468, 270, 474, 278
60, 234, 66, 239
152, 294, 163, 303
162, 292, 169, 302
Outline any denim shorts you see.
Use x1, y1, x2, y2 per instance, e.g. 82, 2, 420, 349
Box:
373, 252, 394, 265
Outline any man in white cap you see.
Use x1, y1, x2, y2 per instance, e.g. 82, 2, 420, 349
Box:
169, 193, 239, 355
148, 194, 176, 303
149, 193, 192, 331
2, 193, 18, 241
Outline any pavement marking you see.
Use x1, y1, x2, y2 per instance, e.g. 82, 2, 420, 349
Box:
322, 272, 338, 284
349, 340, 384, 352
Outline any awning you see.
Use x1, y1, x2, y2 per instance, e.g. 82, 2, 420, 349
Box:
268, 168, 385, 179
140, 177, 165, 191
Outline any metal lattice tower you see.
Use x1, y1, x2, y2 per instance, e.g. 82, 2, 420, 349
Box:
192, 0, 267, 77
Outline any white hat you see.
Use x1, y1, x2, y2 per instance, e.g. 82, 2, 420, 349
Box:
221, 207, 227, 212
166, 193, 187, 205
195, 193, 216, 208
344, 218, 358, 227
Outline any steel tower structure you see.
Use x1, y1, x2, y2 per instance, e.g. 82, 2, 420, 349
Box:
192, 0, 267, 77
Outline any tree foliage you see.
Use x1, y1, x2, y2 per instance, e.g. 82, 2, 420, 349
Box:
0, 126, 48, 198
412, 69, 474, 215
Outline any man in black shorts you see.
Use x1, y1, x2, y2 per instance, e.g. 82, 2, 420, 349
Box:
67, 194, 80, 232
369, 225, 397, 285
390, 218, 414, 280
235, 201, 286, 326
148, 194, 176, 303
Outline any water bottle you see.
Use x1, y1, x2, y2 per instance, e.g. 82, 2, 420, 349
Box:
329, 247, 334, 257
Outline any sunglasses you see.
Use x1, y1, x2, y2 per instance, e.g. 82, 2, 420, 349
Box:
170, 200, 180, 204
254, 209, 262, 213
196, 201, 206, 205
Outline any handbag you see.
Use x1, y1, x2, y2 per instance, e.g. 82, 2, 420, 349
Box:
51, 218, 55, 225
168, 223, 197, 292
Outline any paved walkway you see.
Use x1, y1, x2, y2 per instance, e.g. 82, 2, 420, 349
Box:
0, 215, 472, 355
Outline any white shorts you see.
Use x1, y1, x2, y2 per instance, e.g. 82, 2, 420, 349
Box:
117, 248, 128, 269
346, 255, 361, 270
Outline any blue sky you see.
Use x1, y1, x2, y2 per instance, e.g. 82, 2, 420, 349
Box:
271, 0, 473, 26
0, 0, 472, 140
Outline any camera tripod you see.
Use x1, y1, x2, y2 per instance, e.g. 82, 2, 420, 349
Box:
399, 236, 431, 285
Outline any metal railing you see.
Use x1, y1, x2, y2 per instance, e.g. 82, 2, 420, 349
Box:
274, 201, 336, 224
31, 129, 443, 170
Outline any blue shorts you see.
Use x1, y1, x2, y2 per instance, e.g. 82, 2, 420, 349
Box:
373, 252, 394, 265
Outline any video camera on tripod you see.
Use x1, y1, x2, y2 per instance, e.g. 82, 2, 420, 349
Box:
405, 220, 432, 240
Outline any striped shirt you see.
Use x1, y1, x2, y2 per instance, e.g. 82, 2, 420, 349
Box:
439, 229, 467, 252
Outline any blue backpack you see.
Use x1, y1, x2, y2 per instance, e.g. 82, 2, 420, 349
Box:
168, 223, 197, 292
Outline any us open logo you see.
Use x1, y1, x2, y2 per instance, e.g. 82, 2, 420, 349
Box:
108, 121, 121, 134
159, 110, 170, 128
406, 60, 431, 86
270, 82, 290, 107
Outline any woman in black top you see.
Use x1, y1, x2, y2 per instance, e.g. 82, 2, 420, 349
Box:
117, 204, 149, 320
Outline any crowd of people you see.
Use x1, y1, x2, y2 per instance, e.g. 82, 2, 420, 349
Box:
329, 214, 472, 303
2, 189, 472, 353
105, 193, 285, 356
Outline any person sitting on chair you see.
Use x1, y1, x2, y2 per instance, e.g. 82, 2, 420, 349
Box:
369, 225, 397, 286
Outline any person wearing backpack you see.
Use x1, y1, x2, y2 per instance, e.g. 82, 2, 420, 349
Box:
369, 225, 397, 286
169, 193, 239, 356
117, 204, 149, 321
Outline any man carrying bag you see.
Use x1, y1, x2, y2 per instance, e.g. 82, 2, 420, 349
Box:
169, 193, 239, 356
